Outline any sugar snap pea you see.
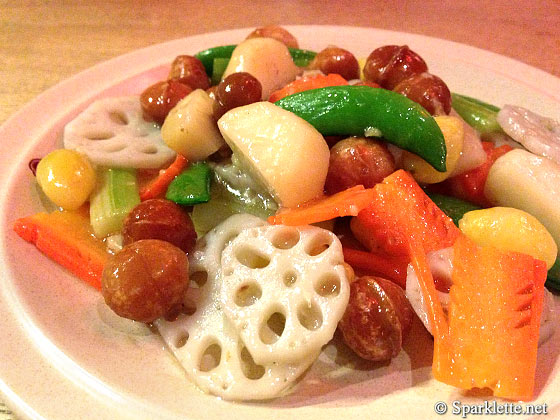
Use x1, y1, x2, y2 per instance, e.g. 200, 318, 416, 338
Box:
276, 85, 447, 171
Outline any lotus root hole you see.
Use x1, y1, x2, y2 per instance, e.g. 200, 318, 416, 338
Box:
190, 271, 208, 288
315, 273, 341, 297
235, 246, 270, 269
199, 343, 222, 372
297, 302, 323, 331
283, 270, 297, 287
234, 282, 262, 307
103, 143, 126, 153
109, 111, 129, 125
181, 300, 197, 316
259, 311, 286, 344
240, 347, 266, 380
271, 228, 300, 249
140, 145, 158, 154
305, 233, 332, 256
175, 331, 189, 349
85, 131, 114, 141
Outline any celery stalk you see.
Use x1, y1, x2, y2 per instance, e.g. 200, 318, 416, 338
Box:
89, 167, 140, 238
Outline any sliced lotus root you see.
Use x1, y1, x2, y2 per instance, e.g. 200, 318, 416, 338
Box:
155, 214, 318, 400
220, 224, 350, 365
63, 96, 175, 168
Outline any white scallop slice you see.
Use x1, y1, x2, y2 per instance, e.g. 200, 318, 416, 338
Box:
497, 105, 560, 165
154, 214, 318, 400
63, 96, 176, 168
220, 224, 350, 365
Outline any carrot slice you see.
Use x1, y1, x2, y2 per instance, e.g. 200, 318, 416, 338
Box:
352, 170, 460, 256
268, 73, 348, 103
268, 185, 376, 226
139, 154, 188, 201
349, 169, 545, 399
13, 207, 108, 290
433, 235, 546, 400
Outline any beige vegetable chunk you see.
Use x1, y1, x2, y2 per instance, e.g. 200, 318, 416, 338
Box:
218, 102, 330, 208
485, 149, 560, 250
222, 38, 301, 100
161, 89, 225, 161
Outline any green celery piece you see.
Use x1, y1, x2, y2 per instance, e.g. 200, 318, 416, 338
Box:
211, 57, 230, 85
451, 93, 503, 134
191, 181, 276, 237
166, 162, 211, 205
89, 167, 140, 238
191, 160, 278, 236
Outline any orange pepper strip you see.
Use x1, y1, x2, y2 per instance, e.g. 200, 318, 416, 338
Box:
139, 154, 188, 201
13, 207, 108, 290
268, 185, 376, 226
342, 247, 408, 288
268, 73, 348, 103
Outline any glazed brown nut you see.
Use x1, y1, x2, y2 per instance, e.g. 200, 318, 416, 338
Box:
102, 240, 189, 323
324, 137, 396, 194
308, 46, 360, 81
393, 72, 452, 115
246, 25, 299, 49
140, 80, 193, 125
338, 276, 414, 361
168, 55, 210, 90
122, 199, 197, 254
363, 45, 428, 90
213, 72, 262, 120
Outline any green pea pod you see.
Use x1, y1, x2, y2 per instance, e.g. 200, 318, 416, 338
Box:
195, 45, 237, 76
211, 57, 230, 85
195, 45, 317, 76
288, 47, 316, 67
166, 162, 211, 205
276, 85, 447, 172
451, 93, 503, 134
427, 192, 481, 226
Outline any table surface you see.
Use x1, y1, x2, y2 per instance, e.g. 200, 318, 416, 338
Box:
1, 0, 559, 418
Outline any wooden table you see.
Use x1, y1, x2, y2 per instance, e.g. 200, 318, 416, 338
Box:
1, 1, 559, 418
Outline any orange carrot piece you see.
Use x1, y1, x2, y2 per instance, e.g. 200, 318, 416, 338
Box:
433, 235, 546, 400
268, 73, 348, 102
13, 207, 108, 290
349, 169, 545, 399
342, 247, 408, 288
352, 170, 460, 256
139, 154, 188, 201
268, 185, 376, 226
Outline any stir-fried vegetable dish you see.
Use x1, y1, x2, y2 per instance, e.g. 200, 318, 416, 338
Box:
13, 25, 560, 402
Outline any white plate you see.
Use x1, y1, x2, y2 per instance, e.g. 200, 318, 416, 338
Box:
1, 26, 559, 420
